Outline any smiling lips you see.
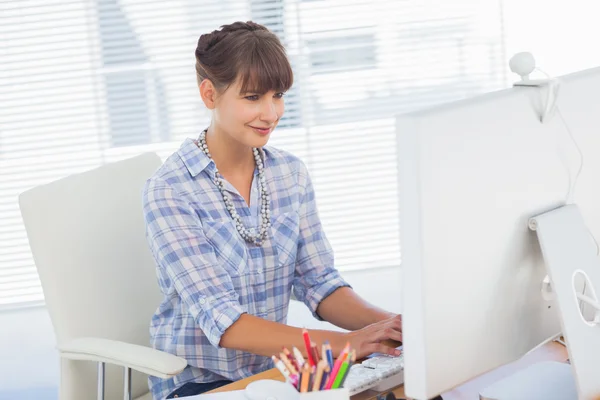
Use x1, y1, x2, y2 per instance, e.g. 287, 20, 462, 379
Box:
250, 126, 272, 136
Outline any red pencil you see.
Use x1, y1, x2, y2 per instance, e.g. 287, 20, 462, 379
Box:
302, 328, 316, 367
310, 341, 321, 364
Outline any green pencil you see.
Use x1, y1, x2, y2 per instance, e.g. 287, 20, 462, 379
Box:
335, 350, 356, 389
331, 360, 350, 389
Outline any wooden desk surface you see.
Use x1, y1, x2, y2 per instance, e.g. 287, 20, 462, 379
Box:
208, 341, 568, 399
209, 342, 568, 400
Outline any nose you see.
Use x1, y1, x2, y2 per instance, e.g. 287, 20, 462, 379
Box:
260, 99, 279, 123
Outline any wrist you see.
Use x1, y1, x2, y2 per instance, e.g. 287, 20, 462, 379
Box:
334, 331, 355, 357
303, 329, 348, 358
361, 310, 395, 327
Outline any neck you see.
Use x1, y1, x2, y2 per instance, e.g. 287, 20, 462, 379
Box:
205, 124, 255, 175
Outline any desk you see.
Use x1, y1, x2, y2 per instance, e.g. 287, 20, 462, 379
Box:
208, 341, 568, 399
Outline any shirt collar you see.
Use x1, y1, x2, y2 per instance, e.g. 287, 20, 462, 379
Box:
178, 138, 212, 178
178, 137, 271, 178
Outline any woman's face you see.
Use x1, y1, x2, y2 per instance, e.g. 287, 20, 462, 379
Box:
212, 77, 286, 148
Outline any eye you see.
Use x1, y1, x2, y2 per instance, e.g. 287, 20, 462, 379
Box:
245, 94, 259, 101
274, 92, 285, 99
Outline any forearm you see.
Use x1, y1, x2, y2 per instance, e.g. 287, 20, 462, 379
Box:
219, 313, 348, 357
316, 287, 396, 331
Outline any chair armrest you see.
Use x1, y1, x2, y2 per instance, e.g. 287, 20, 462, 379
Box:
59, 337, 187, 379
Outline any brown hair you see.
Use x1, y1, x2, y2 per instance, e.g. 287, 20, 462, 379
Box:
195, 21, 294, 95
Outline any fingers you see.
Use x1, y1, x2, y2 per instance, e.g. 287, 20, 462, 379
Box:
352, 314, 403, 359
372, 326, 403, 343
364, 343, 402, 357
386, 314, 402, 322
386, 314, 402, 331
375, 314, 402, 332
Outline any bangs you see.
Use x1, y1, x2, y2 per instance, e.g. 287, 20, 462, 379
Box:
236, 39, 294, 95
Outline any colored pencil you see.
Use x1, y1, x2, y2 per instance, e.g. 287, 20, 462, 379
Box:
312, 360, 327, 392
272, 355, 290, 378
324, 342, 334, 370
310, 341, 321, 364
280, 351, 298, 375
338, 350, 356, 388
325, 342, 350, 390
300, 362, 311, 392
302, 329, 316, 367
283, 347, 299, 371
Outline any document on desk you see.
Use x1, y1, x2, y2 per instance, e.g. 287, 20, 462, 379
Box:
183, 389, 247, 399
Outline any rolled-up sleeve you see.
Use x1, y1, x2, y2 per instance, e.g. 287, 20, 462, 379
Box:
143, 178, 246, 348
292, 163, 351, 320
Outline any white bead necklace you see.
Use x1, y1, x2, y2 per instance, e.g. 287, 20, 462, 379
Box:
196, 130, 271, 245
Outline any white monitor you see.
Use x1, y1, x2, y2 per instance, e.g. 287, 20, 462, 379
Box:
397, 66, 600, 399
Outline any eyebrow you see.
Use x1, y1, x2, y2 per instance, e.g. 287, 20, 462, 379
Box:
239, 89, 284, 96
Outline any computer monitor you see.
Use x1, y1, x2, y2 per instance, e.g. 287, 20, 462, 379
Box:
396, 66, 600, 399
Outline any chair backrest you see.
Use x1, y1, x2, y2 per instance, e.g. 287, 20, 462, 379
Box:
19, 153, 164, 400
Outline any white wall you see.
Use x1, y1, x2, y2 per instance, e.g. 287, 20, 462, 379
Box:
0, 267, 402, 399
502, 0, 600, 77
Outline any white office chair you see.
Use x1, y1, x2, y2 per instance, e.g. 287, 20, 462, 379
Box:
19, 153, 187, 400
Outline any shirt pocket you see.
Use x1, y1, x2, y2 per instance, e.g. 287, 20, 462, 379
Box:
270, 211, 301, 268
202, 218, 248, 275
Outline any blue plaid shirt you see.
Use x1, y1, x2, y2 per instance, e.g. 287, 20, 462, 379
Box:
142, 138, 350, 399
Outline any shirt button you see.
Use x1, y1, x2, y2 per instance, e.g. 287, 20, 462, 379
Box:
249, 228, 256, 235
257, 268, 263, 274
199, 298, 206, 305
259, 307, 266, 313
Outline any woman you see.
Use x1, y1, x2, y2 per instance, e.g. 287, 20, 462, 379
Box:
142, 21, 402, 399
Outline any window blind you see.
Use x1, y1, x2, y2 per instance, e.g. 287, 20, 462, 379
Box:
0, 0, 507, 308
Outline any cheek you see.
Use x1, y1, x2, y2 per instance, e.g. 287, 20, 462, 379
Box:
239, 103, 262, 124
245, 103, 261, 117
218, 101, 252, 125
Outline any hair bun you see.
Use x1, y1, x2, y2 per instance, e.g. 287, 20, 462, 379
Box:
222, 21, 267, 33
196, 21, 267, 59
195, 30, 227, 59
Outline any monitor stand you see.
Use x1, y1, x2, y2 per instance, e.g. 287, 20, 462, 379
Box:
480, 204, 595, 400
478, 361, 577, 400
524, 204, 600, 399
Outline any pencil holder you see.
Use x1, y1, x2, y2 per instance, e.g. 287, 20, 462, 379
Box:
274, 330, 356, 398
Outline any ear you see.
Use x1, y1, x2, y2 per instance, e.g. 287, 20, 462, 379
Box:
199, 79, 217, 110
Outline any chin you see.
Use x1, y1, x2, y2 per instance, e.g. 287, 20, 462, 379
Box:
251, 135, 270, 148
247, 130, 272, 148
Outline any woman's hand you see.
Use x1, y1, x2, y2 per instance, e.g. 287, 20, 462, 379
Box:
344, 314, 403, 359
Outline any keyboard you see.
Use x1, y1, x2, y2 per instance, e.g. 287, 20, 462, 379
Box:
342, 353, 405, 396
